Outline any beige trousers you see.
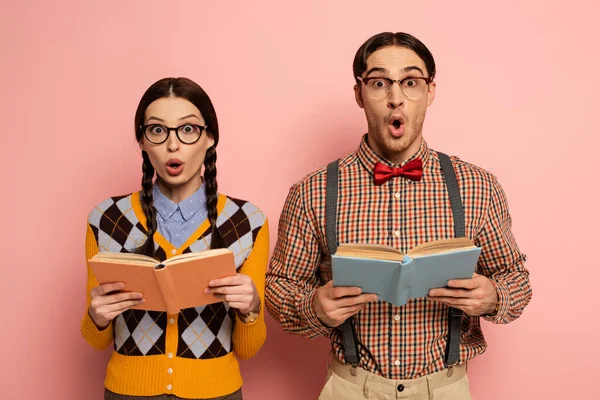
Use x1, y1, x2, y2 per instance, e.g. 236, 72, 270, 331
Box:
318, 358, 472, 400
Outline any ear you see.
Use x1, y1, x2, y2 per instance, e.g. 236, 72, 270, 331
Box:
138, 139, 146, 152
206, 135, 215, 149
354, 84, 364, 108
426, 81, 436, 106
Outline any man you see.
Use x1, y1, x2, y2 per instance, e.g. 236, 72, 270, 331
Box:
265, 32, 531, 399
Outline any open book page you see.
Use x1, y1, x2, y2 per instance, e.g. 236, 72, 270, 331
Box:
165, 248, 233, 265
90, 252, 159, 266
408, 237, 475, 258
335, 243, 405, 261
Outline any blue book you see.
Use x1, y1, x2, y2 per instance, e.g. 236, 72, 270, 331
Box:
332, 238, 481, 307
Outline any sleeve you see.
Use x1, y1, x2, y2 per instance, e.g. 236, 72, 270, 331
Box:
476, 176, 532, 324
265, 183, 334, 339
232, 220, 269, 360
80, 223, 114, 350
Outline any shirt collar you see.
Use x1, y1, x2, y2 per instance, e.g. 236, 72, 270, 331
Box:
152, 183, 207, 222
356, 133, 431, 176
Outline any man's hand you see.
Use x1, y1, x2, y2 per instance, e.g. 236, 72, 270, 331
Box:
428, 273, 498, 316
313, 281, 378, 327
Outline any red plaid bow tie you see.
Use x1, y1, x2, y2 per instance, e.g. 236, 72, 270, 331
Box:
373, 158, 423, 185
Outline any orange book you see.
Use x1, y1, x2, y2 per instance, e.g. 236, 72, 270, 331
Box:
88, 249, 237, 314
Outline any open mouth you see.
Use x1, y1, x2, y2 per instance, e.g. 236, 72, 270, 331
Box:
166, 159, 184, 176
388, 116, 405, 137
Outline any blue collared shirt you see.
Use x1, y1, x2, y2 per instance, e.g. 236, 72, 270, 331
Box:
152, 183, 208, 248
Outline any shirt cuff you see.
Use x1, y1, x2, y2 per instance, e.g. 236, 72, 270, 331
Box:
482, 279, 510, 324
298, 288, 335, 338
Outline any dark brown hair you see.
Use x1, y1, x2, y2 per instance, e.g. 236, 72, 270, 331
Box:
353, 32, 436, 82
134, 77, 224, 257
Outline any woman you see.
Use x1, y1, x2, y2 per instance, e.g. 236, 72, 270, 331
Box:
81, 77, 268, 399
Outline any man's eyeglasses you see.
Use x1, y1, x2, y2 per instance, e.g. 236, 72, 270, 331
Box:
356, 76, 432, 100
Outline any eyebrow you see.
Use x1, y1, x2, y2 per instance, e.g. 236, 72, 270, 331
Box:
146, 114, 200, 124
178, 114, 200, 121
365, 66, 425, 77
146, 116, 164, 123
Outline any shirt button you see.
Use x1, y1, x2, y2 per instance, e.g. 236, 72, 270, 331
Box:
169, 318, 175, 325
394, 360, 400, 366
394, 230, 400, 238
167, 368, 173, 374
166, 384, 173, 391
171, 249, 177, 255
168, 352, 173, 359
394, 315, 400, 321
394, 192, 400, 199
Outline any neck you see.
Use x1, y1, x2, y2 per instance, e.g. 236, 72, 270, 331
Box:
367, 134, 423, 165
156, 175, 203, 204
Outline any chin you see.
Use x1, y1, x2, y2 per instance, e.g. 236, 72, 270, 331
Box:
156, 173, 188, 188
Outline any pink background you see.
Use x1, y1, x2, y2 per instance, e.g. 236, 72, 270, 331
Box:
2, 0, 598, 398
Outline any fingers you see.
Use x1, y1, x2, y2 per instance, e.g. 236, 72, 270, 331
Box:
213, 294, 251, 303
337, 293, 379, 307
214, 294, 259, 314
227, 301, 254, 310
89, 295, 145, 328
447, 277, 480, 290
428, 297, 474, 307
95, 299, 145, 323
106, 298, 146, 314
206, 284, 253, 295
209, 274, 249, 287
92, 290, 144, 307
330, 285, 364, 299
428, 288, 472, 298
336, 303, 367, 319
313, 281, 379, 327
91, 282, 125, 297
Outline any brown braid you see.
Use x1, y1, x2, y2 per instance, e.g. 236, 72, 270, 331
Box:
137, 151, 158, 257
204, 146, 225, 249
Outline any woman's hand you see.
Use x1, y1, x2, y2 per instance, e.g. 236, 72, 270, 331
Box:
88, 282, 144, 328
205, 274, 259, 315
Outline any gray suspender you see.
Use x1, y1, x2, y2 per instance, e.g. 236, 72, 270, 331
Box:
325, 151, 464, 369
437, 152, 465, 367
326, 161, 361, 365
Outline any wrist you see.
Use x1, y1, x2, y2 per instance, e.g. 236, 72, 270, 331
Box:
239, 295, 260, 316
482, 280, 500, 317
237, 298, 261, 324
312, 289, 335, 328
88, 308, 109, 330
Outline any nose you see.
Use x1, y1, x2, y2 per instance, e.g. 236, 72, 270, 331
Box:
166, 129, 180, 152
387, 82, 404, 109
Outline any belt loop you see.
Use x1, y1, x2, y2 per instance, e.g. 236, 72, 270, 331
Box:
351, 364, 358, 377
426, 375, 434, 400
363, 373, 373, 398
446, 366, 454, 378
